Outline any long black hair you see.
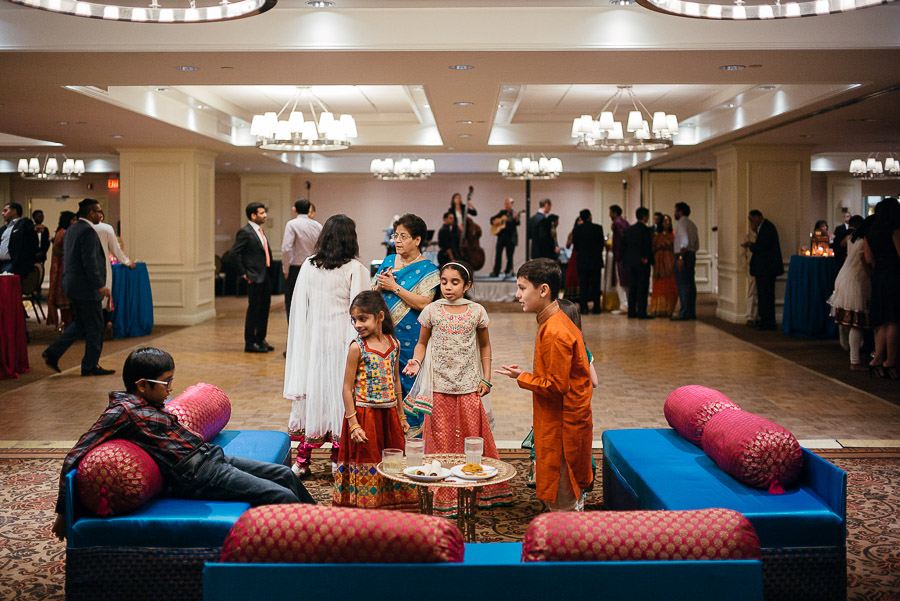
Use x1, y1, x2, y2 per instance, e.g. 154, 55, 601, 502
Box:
56, 211, 77, 232
350, 291, 395, 337
310, 214, 359, 270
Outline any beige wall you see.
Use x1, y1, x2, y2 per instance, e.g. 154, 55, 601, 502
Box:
6, 173, 121, 227
215, 174, 242, 257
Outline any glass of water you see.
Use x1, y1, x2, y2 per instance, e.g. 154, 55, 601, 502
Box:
382, 448, 403, 473
405, 439, 425, 469
464, 437, 484, 466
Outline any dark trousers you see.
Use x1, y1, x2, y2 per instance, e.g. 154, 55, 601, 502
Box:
577, 264, 602, 312
493, 237, 516, 274
674, 252, 697, 319
756, 274, 777, 328
168, 445, 315, 506
284, 264, 302, 324
627, 265, 651, 317
45, 297, 104, 371
245, 277, 271, 345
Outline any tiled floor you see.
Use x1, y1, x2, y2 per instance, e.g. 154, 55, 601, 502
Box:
2, 296, 899, 448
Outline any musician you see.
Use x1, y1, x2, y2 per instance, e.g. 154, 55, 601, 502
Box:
490, 197, 521, 277
437, 211, 460, 267
448, 191, 477, 235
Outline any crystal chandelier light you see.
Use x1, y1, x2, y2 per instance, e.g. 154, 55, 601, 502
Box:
572, 86, 678, 153
498, 156, 563, 180
250, 88, 357, 152
849, 154, 900, 180
17, 156, 85, 180
636, 0, 894, 20
1, 0, 276, 23
370, 157, 435, 181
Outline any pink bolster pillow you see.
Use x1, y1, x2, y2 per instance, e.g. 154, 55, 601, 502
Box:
220, 504, 465, 564
522, 508, 761, 562
76, 440, 165, 516
702, 409, 803, 493
664, 385, 741, 446
165, 382, 231, 441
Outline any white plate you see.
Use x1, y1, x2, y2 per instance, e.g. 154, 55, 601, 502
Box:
403, 466, 452, 482
450, 464, 498, 481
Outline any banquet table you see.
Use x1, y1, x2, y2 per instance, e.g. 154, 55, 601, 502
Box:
111, 262, 154, 338
0, 274, 30, 379
781, 254, 839, 339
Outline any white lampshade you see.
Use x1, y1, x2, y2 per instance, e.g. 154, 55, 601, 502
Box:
399, 158, 411, 173
867, 158, 878, 171
609, 122, 624, 140
45, 157, 59, 174
425, 159, 435, 173
339, 114, 357, 139
666, 114, 680, 134
301, 121, 318, 141
651, 112, 668, 133
539, 157, 550, 171
275, 120, 292, 141
287, 111, 304, 131
549, 158, 562, 172
498, 159, 510, 173
29, 158, 40, 173
570, 118, 582, 139
74, 159, 85, 174
598, 111, 615, 131
250, 114, 268, 137
626, 111, 644, 133
317, 112, 335, 137
370, 159, 382, 173
62, 159, 74, 174
17, 159, 28, 173
528, 161, 540, 174
383, 158, 394, 172
885, 157, 896, 171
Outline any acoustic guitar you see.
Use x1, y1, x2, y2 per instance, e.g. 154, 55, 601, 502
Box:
491, 210, 525, 236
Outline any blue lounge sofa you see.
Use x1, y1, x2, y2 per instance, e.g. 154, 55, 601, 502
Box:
602, 428, 847, 601
63, 429, 292, 601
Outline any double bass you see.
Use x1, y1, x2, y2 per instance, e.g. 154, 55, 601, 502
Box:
460, 185, 486, 271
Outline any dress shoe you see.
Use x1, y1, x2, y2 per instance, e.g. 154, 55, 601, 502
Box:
638, 315, 655, 320
42, 351, 61, 373
82, 365, 115, 377
260, 341, 275, 351
292, 463, 311, 478
591, 309, 602, 314
753, 323, 777, 331
244, 343, 268, 353
489, 272, 500, 278
670, 316, 692, 321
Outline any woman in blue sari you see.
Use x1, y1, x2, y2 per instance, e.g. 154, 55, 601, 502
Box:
374, 213, 440, 436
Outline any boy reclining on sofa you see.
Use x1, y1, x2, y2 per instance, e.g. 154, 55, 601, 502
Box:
52, 347, 315, 540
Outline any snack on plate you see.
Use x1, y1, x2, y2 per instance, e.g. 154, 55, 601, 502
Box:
415, 459, 442, 477
461, 463, 484, 475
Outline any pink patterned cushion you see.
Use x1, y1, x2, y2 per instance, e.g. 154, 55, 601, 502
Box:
165, 382, 231, 441
522, 508, 761, 562
702, 410, 803, 493
664, 385, 742, 446
220, 504, 464, 564
76, 440, 165, 516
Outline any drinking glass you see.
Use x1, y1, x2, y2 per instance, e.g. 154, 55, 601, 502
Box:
464, 437, 484, 466
405, 439, 425, 469
382, 448, 403, 473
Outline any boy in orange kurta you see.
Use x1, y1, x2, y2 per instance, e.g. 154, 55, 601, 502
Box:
497, 259, 594, 510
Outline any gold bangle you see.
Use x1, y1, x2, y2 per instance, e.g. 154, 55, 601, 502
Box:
344, 411, 357, 420
350, 424, 363, 434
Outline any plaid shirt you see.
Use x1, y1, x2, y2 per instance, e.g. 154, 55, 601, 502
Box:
56, 391, 204, 513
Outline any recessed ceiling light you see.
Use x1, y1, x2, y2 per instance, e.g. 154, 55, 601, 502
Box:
798, 134, 814, 138
458, 134, 471, 138
57, 121, 69, 125
307, 0, 334, 6
454, 101, 474, 106
449, 65, 474, 70
176, 65, 198, 71
224, 162, 232, 166
502, 86, 517, 92
609, 0, 635, 5
112, 135, 123, 139
155, 87, 168, 92
457, 120, 473, 124
758, 85, 777, 91
196, 104, 208, 110
719, 65, 746, 71
244, 167, 251, 171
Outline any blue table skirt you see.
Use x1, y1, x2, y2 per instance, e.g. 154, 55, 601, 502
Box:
111, 262, 153, 338
781, 254, 838, 339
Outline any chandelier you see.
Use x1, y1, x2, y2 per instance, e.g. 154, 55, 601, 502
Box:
250, 88, 357, 152
370, 157, 435, 181
571, 86, 678, 153
850, 154, 900, 180
498, 156, 563, 180
1, 0, 276, 23
17, 156, 85, 180
636, 0, 894, 20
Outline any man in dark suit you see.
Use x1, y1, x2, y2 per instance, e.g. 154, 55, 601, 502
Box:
0, 202, 38, 277
742, 210, 784, 331
231, 202, 273, 353
32, 209, 51, 264
622, 207, 654, 319
831, 209, 851, 268
571, 209, 605, 314
42, 198, 114, 376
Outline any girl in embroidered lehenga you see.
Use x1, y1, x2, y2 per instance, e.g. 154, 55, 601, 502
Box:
333, 292, 417, 509
403, 261, 513, 516
650, 214, 678, 317
373, 214, 440, 437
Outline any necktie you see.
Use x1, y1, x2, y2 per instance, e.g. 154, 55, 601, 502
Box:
259, 228, 271, 267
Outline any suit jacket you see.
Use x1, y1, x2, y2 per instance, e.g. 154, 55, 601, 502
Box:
491, 209, 519, 245
36, 224, 51, 262
62, 218, 106, 301
0, 217, 38, 277
571, 222, 605, 270
749, 219, 784, 278
231, 223, 272, 284
622, 221, 654, 269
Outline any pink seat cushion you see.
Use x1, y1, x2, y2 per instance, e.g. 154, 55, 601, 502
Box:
522, 508, 761, 562
664, 385, 741, 446
165, 382, 231, 441
220, 504, 464, 564
76, 440, 165, 516
702, 410, 803, 492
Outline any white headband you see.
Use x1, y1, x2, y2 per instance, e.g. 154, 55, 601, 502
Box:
442, 262, 470, 281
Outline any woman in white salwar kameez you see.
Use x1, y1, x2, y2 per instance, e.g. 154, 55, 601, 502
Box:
283, 214, 371, 477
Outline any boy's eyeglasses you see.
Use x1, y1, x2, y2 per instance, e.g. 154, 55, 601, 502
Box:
137, 377, 174, 387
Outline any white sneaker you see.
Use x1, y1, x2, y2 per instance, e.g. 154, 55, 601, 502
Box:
610, 309, 625, 315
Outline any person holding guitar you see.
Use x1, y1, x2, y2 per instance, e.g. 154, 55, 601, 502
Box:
490, 197, 522, 278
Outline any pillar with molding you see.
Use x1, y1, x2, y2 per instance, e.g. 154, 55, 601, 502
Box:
715, 144, 812, 324
119, 148, 217, 326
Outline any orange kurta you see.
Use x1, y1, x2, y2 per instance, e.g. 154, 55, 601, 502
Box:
517, 303, 594, 504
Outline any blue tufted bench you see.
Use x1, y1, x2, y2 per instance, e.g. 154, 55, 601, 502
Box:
602, 428, 847, 601
63, 429, 291, 601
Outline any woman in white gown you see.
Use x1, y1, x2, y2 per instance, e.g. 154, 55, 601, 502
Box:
827, 215, 871, 370
284, 214, 371, 477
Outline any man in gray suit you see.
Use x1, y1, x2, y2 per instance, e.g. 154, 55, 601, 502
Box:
42, 199, 114, 376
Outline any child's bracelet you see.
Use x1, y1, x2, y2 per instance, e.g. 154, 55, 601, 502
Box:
407, 358, 420, 366
344, 411, 357, 420
481, 378, 493, 388
349, 424, 363, 434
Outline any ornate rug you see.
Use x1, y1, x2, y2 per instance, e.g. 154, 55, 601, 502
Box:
1, 449, 897, 601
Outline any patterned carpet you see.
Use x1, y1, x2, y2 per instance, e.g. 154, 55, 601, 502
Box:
1, 449, 897, 601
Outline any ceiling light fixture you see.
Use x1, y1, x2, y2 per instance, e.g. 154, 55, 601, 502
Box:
1, 0, 276, 23
306, 0, 333, 5
454, 101, 474, 106
719, 65, 746, 71
17, 155, 85, 180
457, 120, 473, 124
850, 154, 900, 180
176, 66, 199, 71
637, 0, 893, 20
370, 157, 436, 181
609, 0, 635, 5
498, 155, 563, 180
449, 65, 475, 70
571, 85, 678, 153
250, 87, 357, 152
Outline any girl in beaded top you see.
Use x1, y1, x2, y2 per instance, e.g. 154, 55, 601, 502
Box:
333, 291, 416, 510
403, 261, 513, 516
